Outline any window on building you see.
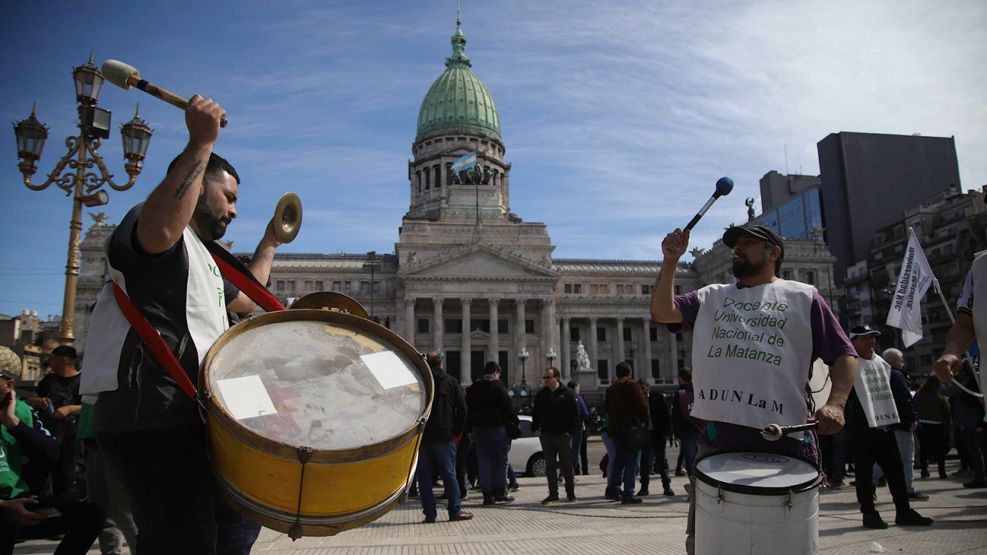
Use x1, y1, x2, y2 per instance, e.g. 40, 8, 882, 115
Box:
498, 319, 509, 334
304, 280, 313, 292
597, 327, 607, 342
276, 280, 285, 291
470, 319, 491, 333
782, 270, 792, 280
623, 327, 632, 342
651, 360, 660, 379
314, 280, 323, 291
591, 283, 609, 295
597, 360, 610, 385
525, 319, 535, 334
570, 327, 581, 342
417, 319, 429, 334
650, 327, 658, 341
564, 284, 572, 294
332, 280, 341, 292
573, 283, 582, 294
445, 319, 462, 334
360, 281, 370, 293
286, 281, 296, 293
641, 284, 651, 295
343, 281, 352, 292
805, 271, 816, 285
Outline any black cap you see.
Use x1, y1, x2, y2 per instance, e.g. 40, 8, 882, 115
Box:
51, 345, 78, 360
723, 224, 785, 265
848, 324, 881, 339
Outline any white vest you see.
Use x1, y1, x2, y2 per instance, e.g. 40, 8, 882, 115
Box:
970, 251, 987, 407
690, 280, 815, 430
81, 227, 228, 395
853, 354, 900, 428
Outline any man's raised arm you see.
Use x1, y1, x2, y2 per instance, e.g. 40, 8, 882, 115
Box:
650, 228, 689, 323
136, 96, 226, 255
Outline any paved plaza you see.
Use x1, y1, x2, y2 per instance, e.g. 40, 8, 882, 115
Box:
18, 440, 987, 554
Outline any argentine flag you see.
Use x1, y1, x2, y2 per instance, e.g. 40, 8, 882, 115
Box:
451, 151, 477, 173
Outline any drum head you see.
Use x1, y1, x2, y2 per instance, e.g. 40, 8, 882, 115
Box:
695, 452, 820, 495
203, 310, 427, 452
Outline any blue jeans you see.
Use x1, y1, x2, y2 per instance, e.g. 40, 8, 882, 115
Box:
474, 426, 509, 494
570, 429, 584, 474
613, 445, 641, 496
679, 430, 699, 477
416, 440, 462, 520
601, 431, 617, 489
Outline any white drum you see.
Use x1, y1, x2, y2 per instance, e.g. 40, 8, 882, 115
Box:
694, 452, 822, 555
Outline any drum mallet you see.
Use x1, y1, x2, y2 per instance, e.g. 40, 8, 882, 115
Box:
761, 421, 819, 442
684, 177, 734, 231
100, 59, 228, 127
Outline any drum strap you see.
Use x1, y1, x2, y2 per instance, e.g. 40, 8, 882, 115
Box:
111, 245, 284, 401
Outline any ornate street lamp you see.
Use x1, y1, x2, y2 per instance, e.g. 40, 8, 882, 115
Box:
13, 53, 153, 346
546, 347, 557, 366
518, 348, 529, 397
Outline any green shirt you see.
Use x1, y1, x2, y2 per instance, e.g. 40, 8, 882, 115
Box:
0, 400, 35, 499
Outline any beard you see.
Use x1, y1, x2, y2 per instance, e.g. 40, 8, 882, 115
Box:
193, 204, 231, 241
732, 254, 767, 279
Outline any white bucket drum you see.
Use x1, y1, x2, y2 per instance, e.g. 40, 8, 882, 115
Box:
694, 452, 822, 555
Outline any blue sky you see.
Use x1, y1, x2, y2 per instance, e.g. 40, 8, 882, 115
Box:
1, 1, 985, 319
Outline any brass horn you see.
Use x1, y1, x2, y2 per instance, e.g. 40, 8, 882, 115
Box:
272, 193, 302, 243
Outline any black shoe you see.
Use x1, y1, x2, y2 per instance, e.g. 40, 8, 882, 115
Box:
482, 493, 495, 506
920, 471, 930, 479
963, 480, 987, 489
509, 483, 520, 492
449, 511, 473, 522
494, 492, 515, 503
895, 509, 933, 526
663, 488, 676, 496
862, 511, 888, 529
635, 489, 649, 497
621, 495, 643, 504
541, 494, 560, 504
566, 492, 577, 502
604, 487, 619, 501
908, 491, 929, 501
422, 516, 436, 524
675, 470, 685, 477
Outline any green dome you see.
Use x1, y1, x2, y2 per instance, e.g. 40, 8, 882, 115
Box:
416, 20, 501, 143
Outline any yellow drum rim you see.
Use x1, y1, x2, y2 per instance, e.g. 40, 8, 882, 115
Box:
199, 309, 434, 464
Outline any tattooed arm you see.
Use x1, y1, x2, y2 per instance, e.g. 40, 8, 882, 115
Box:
136, 96, 226, 255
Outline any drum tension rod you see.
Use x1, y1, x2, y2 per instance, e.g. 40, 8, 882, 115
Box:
288, 446, 315, 541
716, 485, 724, 505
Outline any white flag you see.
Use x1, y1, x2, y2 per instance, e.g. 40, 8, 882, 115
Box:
886, 229, 935, 347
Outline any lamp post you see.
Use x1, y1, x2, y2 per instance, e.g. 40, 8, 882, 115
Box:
363, 251, 381, 322
546, 347, 557, 367
13, 54, 152, 346
518, 348, 529, 397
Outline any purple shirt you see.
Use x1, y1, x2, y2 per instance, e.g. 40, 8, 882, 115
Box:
672, 282, 856, 466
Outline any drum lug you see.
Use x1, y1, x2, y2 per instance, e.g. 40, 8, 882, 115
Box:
784, 489, 794, 513
716, 485, 724, 505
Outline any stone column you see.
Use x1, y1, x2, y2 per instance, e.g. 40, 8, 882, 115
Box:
547, 299, 558, 369
642, 316, 652, 381
488, 298, 499, 365
433, 297, 444, 353
561, 317, 571, 380
461, 298, 472, 383
588, 317, 599, 378
616, 318, 625, 372
404, 296, 415, 346
515, 299, 526, 384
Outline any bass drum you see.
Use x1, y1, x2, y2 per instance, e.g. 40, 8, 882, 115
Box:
200, 309, 433, 538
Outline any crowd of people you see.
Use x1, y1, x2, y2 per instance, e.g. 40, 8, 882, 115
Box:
1, 94, 983, 554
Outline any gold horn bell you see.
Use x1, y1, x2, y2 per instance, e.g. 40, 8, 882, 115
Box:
272, 192, 302, 243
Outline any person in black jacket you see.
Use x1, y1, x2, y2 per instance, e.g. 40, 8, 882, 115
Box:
640, 384, 674, 496
416, 352, 471, 523
466, 361, 517, 506
532, 367, 579, 503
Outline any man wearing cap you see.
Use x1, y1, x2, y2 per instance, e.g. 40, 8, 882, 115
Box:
651, 224, 858, 553
844, 325, 932, 528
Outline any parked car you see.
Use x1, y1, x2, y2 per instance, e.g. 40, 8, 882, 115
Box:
509, 415, 545, 477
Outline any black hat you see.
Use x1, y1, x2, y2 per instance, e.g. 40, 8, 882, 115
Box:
848, 324, 881, 339
51, 345, 78, 360
723, 224, 785, 267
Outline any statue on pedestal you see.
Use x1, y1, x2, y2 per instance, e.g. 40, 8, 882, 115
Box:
575, 340, 591, 373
